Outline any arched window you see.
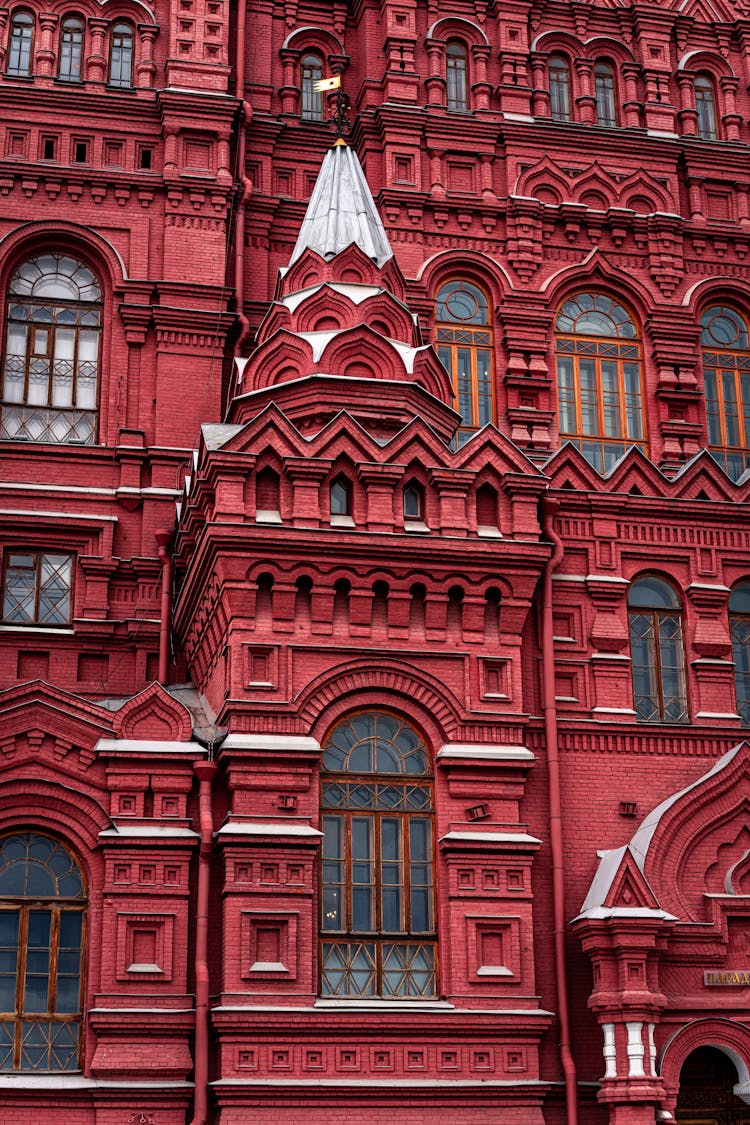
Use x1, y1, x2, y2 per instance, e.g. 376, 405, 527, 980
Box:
730, 583, 750, 727
6, 11, 34, 77
446, 41, 468, 112
436, 279, 494, 446
403, 482, 423, 522
700, 305, 750, 479
330, 475, 351, 520
301, 53, 324, 121
628, 576, 688, 724
0, 833, 85, 1071
594, 61, 617, 126
58, 17, 83, 82
549, 54, 571, 121
695, 74, 718, 141
109, 22, 134, 88
320, 711, 436, 998
1, 254, 102, 445
555, 292, 645, 471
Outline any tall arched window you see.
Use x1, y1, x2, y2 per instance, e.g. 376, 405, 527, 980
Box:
555, 292, 645, 471
109, 22, 134, 88
320, 711, 436, 998
301, 53, 324, 121
594, 61, 617, 126
549, 54, 571, 121
436, 279, 494, 446
628, 576, 688, 724
730, 583, 750, 727
1, 254, 102, 445
0, 833, 85, 1071
695, 74, 718, 141
58, 16, 83, 82
446, 41, 468, 112
700, 305, 750, 480
6, 11, 34, 77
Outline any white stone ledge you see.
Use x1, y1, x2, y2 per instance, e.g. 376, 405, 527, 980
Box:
437, 744, 534, 762
222, 733, 321, 754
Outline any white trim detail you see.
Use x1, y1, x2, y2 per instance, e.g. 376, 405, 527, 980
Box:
602, 1022, 617, 1079
626, 1021, 645, 1078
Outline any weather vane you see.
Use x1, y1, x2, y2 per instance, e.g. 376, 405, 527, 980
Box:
314, 73, 351, 139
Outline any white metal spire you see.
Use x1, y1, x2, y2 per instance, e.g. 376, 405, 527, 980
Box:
288, 140, 394, 268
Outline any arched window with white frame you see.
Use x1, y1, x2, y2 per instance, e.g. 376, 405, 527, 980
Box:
0, 833, 86, 1072
549, 54, 571, 121
555, 291, 646, 471
594, 61, 617, 126
320, 711, 436, 998
6, 11, 34, 77
628, 576, 688, 724
446, 41, 468, 112
695, 74, 718, 140
700, 304, 750, 479
301, 53, 324, 121
1, 253, 102, 445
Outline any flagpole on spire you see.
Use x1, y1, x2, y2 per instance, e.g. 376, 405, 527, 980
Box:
314, 73, 351, 140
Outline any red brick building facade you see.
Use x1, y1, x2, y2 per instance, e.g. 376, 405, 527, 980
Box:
1, 0, 750, 1123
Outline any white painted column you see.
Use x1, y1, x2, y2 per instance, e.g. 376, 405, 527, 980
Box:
647, 1023, 657, 1076
602, 1022, 617, 1078
626, 1021, 645, 1077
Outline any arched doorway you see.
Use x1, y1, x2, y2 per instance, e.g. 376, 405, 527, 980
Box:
676, 1046, 750, 1124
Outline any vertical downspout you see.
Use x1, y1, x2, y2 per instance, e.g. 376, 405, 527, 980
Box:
541, 497, 579, 1125
232, 0, 252, 360
189, 757, 218, 1125
155, 529, 172, 684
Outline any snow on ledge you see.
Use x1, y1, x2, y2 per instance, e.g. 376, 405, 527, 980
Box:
440, 830, 541, 846
438, 743, 534, 762
572, 905, 677, 923
222, 733, 321, 754
95, 738, 205, 755
216, 822, 323, 838
99, 825, 199, 840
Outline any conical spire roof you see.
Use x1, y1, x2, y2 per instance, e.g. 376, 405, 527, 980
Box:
288, 140, 394, 268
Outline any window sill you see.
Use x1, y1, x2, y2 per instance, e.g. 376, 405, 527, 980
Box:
0, 624, 73, 634
404, 519, 429, 534
330, 514, 354, 528
314, 998, 452, 1010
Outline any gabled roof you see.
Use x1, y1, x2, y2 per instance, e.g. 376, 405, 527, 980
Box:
288, 140, 394, 269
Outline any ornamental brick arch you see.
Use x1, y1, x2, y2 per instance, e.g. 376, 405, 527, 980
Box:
113, 681, 193, 741
418, 249, 512, 311
582, 35, 637, 67
542, 252, 654, 328
0, 778, 109, 878
678, 49, 736, 80
630, 741, 750, 922
297, 658, 464, 745
659, 1018, 750, 1110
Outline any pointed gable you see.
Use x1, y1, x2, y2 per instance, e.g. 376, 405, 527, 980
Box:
113, 682, 193, 742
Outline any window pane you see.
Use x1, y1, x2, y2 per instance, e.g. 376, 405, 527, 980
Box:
0, 912, 19, 1013
351, 817, 374, 931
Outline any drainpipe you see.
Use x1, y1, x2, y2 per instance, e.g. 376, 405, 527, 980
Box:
541, 496, 579, 1125
155, 529, 172, 685
232, 0, 252, 361
189, 755, 218, 1125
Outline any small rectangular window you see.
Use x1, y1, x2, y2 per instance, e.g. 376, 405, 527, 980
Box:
73, 141, 89, 164
139, 146, 153, 170
1, 551, 73, 626
42, 137, 57, 161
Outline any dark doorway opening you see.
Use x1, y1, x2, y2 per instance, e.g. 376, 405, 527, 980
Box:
676, 1046, 750, 1125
